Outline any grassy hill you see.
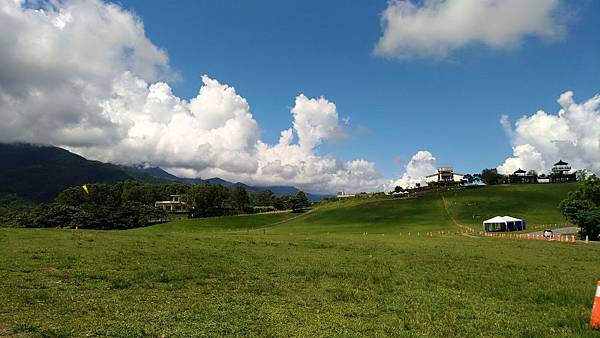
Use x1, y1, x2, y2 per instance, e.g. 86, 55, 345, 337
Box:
442, 183, 578, 229
279, 193, 454, 234
2, 183, 600, 337
276, 183, 577, 234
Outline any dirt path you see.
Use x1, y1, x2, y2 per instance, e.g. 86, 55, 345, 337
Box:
234, 209, 292, 216
440, 194, 477, 233
528, 227, 578, 236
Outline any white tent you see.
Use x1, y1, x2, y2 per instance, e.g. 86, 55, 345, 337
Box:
483, 216, 526, 232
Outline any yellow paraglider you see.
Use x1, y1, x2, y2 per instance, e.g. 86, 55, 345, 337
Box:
82, 184, 89, 195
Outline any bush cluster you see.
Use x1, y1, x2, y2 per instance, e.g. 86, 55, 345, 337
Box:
559, 175, 600, 240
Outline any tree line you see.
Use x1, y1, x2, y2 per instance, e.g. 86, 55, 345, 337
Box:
560, 175, 600, 241
182, 184, 310, 217
471, 168, 589, 185
4, 181, 310, 230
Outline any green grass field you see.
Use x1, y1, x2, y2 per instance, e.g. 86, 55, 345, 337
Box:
2, 183, 600, 337
442, 183, 578, 230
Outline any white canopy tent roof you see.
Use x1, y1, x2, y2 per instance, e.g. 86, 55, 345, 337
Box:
483, 216, 523, 224
483, 216, 526, 232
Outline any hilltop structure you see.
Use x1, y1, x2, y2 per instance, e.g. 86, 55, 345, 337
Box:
550, 160, 576, 183
425, 167, 466, 187
509, 168, 537, 184
508, 160, 577, 184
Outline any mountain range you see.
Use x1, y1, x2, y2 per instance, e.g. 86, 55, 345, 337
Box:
0, 143, 330, 203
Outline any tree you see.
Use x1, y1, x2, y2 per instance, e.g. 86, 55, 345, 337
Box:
120, 181, 163, 206
273, 196, 286, 210
393, 186, 404, 193
230, 185, 251, 211
526, 170, 538, 177
55, 186, 88, 206
291, 191, 310, 212
559, 175, 600, 240
25, 182, 168, 229
184, 183, 230, 217
463, 174, 474, 184
576, 169, 589, 181
253, 189, 274, 206
481, 169, 505, 185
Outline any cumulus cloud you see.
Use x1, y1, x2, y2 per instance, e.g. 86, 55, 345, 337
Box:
291, 95, 347, 150
374, 0, 565, 59
498, 91, 600, 175
85, 76, 386, 193
390, 150, 437, 189
0, 0, 170, 147
0, 0, 385, 194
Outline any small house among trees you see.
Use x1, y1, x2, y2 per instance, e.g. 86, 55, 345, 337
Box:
155, 194, 187, 212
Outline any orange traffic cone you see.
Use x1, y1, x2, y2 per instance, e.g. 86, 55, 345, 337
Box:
592, 281, 600, 329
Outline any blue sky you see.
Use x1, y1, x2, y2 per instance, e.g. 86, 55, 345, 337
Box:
2, 0, 600, 192
114, 0, 600, 179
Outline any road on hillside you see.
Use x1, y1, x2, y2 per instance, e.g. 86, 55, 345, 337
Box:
528, 227, 578, 236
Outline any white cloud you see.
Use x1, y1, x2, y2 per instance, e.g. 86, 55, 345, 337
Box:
497, 144, 546, 174
374, 0, 565, 59
74, 74, 386, 193
291, 95, 347, 150
390, 150, 437, 189
0, 0, 385, 194
0, 0, 170, 147
498, 91, 600, 175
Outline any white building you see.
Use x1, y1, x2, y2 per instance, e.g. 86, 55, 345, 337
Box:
337, 191, 356, 198
155, 194, 187, 212
425, 167, 465, 186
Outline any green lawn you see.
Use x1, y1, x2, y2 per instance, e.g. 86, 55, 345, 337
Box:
148, 212, 298, 233
277, 193, 455, 234
442, 183, 578, 231
1, 184, 599, 337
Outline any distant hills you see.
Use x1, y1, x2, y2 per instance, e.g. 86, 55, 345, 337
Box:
0, 143, 329, 203
132, 166, 327, 200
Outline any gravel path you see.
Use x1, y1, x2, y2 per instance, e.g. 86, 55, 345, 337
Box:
528, 227, 578, 236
